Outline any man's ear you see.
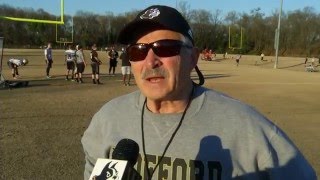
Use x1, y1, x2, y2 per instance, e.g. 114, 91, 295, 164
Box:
191, 47, 200, 68
190, 47, 205, 86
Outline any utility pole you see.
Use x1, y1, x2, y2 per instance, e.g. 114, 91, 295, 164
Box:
274, 0, 283, 69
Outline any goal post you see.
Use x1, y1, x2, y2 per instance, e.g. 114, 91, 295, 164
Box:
228, 26, 243, 50
56, 17, 74, 44
0, 0, 65, 24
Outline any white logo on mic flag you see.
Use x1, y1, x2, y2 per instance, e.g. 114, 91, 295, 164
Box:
89, 158, 128, 180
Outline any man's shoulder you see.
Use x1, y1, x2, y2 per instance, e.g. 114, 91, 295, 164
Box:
203, 88, 279, 138
201, 87, 236, 103
203, 88, 262, 116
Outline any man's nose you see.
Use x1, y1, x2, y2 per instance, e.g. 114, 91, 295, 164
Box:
145, 48, 162, 68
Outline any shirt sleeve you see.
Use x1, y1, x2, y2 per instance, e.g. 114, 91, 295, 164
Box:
81, 110, 111, 180
257, 126, 317, 179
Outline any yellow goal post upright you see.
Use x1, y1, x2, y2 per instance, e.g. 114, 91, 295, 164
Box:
228, 26, 243, 50
56, 16, 74, 46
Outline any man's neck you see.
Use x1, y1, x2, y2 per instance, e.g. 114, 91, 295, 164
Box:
146, 83, 194, 114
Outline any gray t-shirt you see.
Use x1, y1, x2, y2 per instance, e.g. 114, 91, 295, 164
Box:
76, 50, 85, 64
81, 86, 316, 180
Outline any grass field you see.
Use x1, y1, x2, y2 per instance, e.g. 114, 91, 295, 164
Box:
1, 49, 319, 179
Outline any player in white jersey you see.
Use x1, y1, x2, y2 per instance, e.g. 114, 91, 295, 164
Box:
7, 58, 28, 79
64, 45, 76, 81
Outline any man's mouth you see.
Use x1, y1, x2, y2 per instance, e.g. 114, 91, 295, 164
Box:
146, 76, 164, 83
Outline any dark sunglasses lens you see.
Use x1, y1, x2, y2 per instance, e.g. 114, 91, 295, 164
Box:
153, 40, 182, 57
128, 44, 148, 61
128, 40, 189, 61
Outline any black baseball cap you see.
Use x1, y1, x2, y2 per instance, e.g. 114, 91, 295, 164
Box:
118, 5, 194, 45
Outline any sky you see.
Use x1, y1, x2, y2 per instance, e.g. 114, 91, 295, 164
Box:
1, 0, 320, 17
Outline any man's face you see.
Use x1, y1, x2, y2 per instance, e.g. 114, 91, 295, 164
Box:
130, 30, 198, 101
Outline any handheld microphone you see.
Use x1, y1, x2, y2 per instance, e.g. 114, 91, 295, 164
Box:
89, 139, 142, 180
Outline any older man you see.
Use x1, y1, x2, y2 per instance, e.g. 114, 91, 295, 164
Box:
81, 5, 316, 180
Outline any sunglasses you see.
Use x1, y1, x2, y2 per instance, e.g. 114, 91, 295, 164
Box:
127, 39, 193, 62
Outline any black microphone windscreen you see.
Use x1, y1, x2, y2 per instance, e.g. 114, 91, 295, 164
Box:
112, 138, 139, 166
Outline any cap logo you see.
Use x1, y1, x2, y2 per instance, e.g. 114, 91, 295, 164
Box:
188, 29, 193, 39
140, 8, 160, 19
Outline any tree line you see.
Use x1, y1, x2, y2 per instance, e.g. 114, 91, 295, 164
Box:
0, 2, 319, 56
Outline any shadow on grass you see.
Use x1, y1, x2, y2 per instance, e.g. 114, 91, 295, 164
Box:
256, 61, 274, 66
1, 73, 230, 90
278, 63, 305, 69
0, 80, 50, 90
191, 73, 231, 82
